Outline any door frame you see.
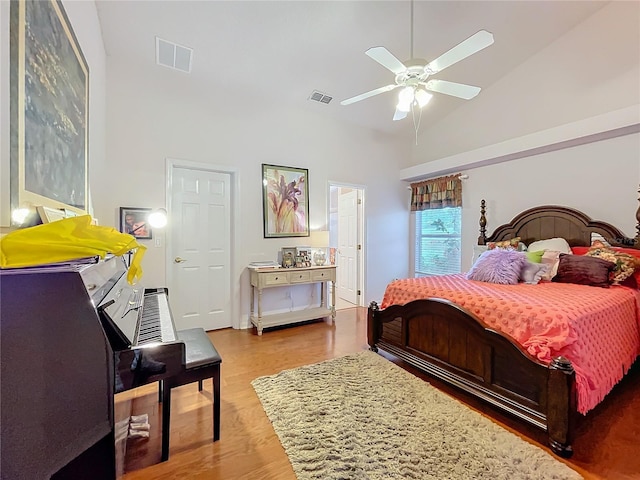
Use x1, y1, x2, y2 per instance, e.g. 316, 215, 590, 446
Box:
165, 158, 241, 329
328, 181, 366, 307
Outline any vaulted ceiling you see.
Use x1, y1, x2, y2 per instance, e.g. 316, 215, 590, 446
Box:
96, 1, 607, 139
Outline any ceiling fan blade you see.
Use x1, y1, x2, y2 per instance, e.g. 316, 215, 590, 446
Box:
393, 108, 408, 121
340, 84, 399, 106
423, 79, 481, 100
365, 47, 407, 75
426, 30, 494, 74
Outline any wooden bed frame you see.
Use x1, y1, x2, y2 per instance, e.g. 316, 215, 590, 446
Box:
368, 199, 640, 457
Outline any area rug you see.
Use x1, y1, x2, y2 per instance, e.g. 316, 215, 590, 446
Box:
251, 351, 582, 480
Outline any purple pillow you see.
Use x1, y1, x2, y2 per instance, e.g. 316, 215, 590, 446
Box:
553, 254, 615, 288
520, 261, 550, 284
466, 249, 527, 285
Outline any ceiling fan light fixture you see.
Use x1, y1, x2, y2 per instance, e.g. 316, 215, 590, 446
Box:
415, 89, 433, 108
397, 86, 415, 111
397, 100, 412, 113
398, 86, 415, 102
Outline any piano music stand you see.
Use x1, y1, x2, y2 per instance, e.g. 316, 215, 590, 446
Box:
159, 328, 222, 461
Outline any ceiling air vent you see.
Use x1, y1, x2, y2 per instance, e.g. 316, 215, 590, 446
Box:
156, 36, 193, 73
308, 90, 332, 105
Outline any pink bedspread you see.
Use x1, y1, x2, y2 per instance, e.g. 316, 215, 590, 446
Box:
381, 274, 640, 414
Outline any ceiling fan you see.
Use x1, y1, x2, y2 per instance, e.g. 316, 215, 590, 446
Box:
340, 3, 494, 122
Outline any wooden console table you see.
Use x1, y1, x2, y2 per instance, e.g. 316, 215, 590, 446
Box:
249, 265, 336, 335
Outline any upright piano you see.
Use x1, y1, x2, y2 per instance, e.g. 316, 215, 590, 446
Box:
0, 255, 184, 480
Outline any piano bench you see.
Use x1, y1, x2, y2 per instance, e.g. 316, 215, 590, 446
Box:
159, 328, 222, 462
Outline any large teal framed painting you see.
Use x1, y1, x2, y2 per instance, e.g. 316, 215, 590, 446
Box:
10, 0, 89, 215
262, 164, 309, 238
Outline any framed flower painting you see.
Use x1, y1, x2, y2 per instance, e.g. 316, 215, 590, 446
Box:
262, 164, 309, 238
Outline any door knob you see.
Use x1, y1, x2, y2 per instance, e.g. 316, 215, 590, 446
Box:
174, 257, 187, 263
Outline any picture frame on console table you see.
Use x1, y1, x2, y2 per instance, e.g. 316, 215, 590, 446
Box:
262, 164, 309, 238
281, 247, 297, 268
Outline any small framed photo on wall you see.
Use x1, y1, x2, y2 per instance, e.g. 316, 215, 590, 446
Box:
120, 207, 152, 239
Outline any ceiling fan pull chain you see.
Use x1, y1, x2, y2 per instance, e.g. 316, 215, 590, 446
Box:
411, 102, 422, 145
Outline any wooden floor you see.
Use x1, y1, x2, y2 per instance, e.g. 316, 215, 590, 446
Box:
120, 308, 640, 480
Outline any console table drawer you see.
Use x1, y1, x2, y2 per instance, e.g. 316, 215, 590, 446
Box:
290, 271, 311, 283
311, 269, 334, 281
263, 272, 289, 286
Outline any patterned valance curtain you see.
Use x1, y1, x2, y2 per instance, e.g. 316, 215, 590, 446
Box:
410, 175, 462, 211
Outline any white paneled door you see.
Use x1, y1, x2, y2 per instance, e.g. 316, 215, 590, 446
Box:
337, 189, 359, 304
170, 167, 231, 331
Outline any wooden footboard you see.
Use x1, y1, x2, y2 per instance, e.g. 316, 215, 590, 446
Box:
368, 299, 576, 457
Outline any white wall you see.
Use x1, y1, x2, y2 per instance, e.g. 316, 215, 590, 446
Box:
408, 1, 640, 166
457, 132, 640, 271
104, 57, 410, 324
0, 1, 107, 226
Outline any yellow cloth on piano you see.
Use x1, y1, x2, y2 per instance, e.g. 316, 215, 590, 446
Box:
0, 215, 146, 284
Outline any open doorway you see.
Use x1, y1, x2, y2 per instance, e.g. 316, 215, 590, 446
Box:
329, 183, 365, 310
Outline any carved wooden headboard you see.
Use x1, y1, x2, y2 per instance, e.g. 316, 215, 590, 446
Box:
478, 192, 640, 250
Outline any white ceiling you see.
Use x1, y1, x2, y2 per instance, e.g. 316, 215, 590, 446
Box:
95, 1, 607, 138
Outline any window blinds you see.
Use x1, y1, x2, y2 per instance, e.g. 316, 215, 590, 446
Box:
414, 207, 462, 277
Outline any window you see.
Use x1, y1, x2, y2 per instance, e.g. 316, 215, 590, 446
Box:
414, 207, 461, 277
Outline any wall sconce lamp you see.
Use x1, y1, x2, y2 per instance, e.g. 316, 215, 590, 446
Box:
148, 208, 168, 229
127, 208, 168, 237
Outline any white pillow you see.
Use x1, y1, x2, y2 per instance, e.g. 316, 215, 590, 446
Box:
472, 245, 488, 264
527, 237, 572, 255
591, 232, 611, 247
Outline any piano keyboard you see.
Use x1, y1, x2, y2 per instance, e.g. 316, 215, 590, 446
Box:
136, 292, 176, 345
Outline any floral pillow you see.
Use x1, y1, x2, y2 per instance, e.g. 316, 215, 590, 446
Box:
487, 237, 521, 251
585, 242, 640, 284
